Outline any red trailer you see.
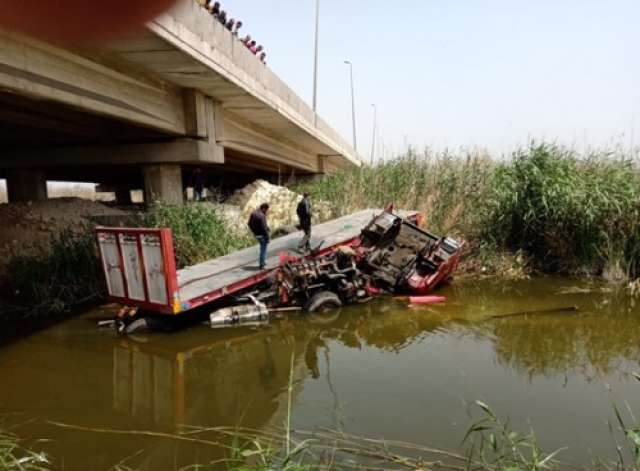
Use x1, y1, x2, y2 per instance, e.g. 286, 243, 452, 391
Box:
96, 210, 406, 316
96, 209, 464, 331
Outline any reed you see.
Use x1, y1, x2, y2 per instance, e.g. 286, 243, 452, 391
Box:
295, 143, 640, 280
0, 429, 49, 471
144, 202, 254, 268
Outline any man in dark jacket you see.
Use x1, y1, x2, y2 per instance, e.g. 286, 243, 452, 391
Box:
296, 193, 312, 252
248, 203, 270, 269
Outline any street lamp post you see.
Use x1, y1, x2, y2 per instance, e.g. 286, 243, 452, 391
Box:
312, 0, 320, 113
370, 104, 377, 165
344, 60, 357, 151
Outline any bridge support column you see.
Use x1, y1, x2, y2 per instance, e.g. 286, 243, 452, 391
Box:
143, 164, 183, 205
6, 169, 48, 203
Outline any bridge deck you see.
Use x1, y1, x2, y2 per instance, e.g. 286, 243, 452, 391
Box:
177, 209, 383, 304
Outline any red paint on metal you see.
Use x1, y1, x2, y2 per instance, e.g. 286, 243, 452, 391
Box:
96, 227, 178, 314
160, 229, 179, 313
409, 295, 446, 305
96, 211, 424, 316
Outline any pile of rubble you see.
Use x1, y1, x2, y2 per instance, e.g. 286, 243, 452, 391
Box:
216, 180, 334, 235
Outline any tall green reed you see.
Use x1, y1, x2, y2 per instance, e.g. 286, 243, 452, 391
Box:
296, 142, 640, 279
145, 202, 254, 268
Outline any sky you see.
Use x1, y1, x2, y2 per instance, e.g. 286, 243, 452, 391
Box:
225, 0, 640, 159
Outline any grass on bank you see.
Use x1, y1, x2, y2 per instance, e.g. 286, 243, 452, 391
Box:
295, 143, 640, 280
0, 429, 49, 471
144, 202, 253, 269
2, 229, 104, 316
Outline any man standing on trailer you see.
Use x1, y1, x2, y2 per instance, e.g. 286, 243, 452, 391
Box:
249, 203, 270, 270
297, 193, 312, 252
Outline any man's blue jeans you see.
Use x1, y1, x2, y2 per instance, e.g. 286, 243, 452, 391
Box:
256, 235, 269, 268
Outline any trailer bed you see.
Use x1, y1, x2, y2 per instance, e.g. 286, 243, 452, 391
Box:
178, 209, 385, 304
97, 209, 411, 315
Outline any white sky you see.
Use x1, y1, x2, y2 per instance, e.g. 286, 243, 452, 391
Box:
225, 0, 640, 158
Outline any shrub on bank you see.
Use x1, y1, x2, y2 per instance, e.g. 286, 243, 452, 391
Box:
2, 229, 104, 316
144, 202, 254, 268
483, 144, 640, 278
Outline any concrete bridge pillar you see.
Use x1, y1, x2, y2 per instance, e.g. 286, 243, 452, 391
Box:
6, 169, 48, 203
143, 164, 183, 205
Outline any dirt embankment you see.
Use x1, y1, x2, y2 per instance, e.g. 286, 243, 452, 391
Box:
0, 198, 130, 276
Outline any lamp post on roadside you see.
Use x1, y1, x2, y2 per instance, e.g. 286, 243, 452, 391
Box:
312, 0, 320, 114
370, 104, 377, 165
344, 60, 357, 151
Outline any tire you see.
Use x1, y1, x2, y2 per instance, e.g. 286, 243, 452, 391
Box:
303, 291, 342, 314
122, 315, 174, 335
123, 317, 150, 335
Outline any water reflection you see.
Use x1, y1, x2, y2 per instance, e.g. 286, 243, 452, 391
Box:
112, 327, 311, 430
0, 278, 639, 469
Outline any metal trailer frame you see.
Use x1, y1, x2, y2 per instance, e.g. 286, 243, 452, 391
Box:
96, 227, 179, 315
96, 211, 419, 316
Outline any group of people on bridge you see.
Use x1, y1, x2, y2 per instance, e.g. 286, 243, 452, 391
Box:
249, 194, 313, 270
197, 0, 268, 64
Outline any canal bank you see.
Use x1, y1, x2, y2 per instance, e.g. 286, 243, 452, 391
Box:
4, 142, 640, 332
0, 277, 638, 469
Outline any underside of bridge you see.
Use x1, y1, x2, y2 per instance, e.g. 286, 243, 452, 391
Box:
0, 90, 316, 204
0, 2, 360, 204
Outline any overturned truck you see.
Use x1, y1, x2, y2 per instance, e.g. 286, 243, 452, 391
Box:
96, 209, 463, 333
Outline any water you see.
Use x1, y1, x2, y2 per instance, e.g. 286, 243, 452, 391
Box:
0, 277, 639, 469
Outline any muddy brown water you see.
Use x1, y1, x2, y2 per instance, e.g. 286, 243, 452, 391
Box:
1, 277, 639, 469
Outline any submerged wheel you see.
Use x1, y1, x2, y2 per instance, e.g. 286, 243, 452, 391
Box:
122, 316, 174, 335
123, 317, 150, 335
303, 291, 343, 314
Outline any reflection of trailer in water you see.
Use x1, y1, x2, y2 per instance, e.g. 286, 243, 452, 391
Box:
112, 327, 310, 427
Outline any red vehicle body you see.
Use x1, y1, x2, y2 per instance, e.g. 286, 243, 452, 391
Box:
96, 210, 464, 320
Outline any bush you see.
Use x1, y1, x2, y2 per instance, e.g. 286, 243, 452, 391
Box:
483, 143, 640, 276
145, 202, 253, 268
3, 228, 104, 315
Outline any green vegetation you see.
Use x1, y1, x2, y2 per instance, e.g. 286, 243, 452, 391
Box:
27, 396, 640, 470
295, 143, 640, 280
484, 145, 640, 278
1, 229, 103, 317
3, 142, 639, 316
0, 429, 49, 471
145, 202, 253, 268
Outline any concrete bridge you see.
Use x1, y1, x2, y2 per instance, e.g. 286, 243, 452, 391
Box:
0, 0, 361, 204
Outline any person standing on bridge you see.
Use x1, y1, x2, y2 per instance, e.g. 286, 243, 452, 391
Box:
218, 10, 227, 26
249, 203, 270, 270
232, 21, 242, 37
297, 193, 312, 252
207, 1, 220, 17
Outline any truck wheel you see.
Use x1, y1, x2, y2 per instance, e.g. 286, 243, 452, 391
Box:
123, 317, 150, 335
304, 291, 342, 314
122, 316, 172, 335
